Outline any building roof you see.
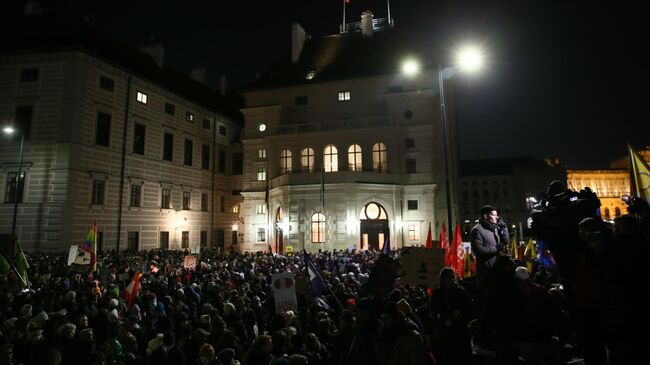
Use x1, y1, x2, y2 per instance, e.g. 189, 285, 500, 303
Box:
0, 16, 242, 124
460, 156, 563, 177
245, 28, 432, 90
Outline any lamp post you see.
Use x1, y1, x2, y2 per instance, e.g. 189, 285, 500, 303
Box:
3, 126, 25, 239
403, 45, 484, 244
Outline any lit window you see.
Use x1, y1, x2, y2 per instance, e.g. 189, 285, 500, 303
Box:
136, 91, 148, 104
372, 142, 387, 172
324, 145, 338, 172
232, 204, 240, 214
280, 149, 292, 174
311, 212, 325, 243
347, 144, 362, 171
186, 111, 195, 122
337, 91, 351, 101
408, 224, 421, 241
256, 204, 266, 215
257, 167, 267, 181
301, 148, 314, 172
258, 149, 267, 159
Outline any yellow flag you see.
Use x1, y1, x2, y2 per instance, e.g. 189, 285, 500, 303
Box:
524, 238, 536, 273
630, 145, 650, 201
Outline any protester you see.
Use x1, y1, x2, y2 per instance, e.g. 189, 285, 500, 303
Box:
470, 205, 510, 292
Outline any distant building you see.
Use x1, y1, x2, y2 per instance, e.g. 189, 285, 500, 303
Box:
566, 145, 650, 221
459, 157, 566, 239
0, 17, 242, 251
238, 12, 459, 253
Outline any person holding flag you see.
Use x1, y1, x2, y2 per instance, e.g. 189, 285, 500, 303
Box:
82, 223, 98, 272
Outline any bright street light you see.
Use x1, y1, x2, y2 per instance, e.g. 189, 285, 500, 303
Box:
401, 59, 420, 76
456, 45, 484, 73
3, 123, 24, 239
3, 126, 14, 135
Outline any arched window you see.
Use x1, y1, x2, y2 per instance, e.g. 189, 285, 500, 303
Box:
280, 149, 292, 174
301, 148, 314, 172
372, 142, 387, 172
348, 144, 362, 171
311, 212, 325, 243
615, 207, 621, 217
324, 145, 338, 172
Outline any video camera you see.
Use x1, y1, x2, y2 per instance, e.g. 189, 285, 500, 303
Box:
528, 180, 601, 239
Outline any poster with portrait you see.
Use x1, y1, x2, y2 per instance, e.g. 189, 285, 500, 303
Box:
183, 255, 198, 269
271, 273, 297, 313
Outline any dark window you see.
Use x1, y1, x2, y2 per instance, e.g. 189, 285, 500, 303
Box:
219, 125, 227, 135
201, 144, 210, 170
216, 229, 225, 249
218, 150, 226, 174
5, 172, 25, 203
295, 95, 308, 105
133, 123, 146, 155
220, 196, 225, 213
181, 231, 189, 248
200, 231, 208, 247
201, 193, 208, 211
406, 158, 416, 174
185, 111, 195, 123
127, 232, 139, 251
462, 190, 468, 199
232, 231, 238, 245
161, 188, 171, 209
20, 68, 38, 82
234, 132, 241, 142
203, 118, 211, 129
164, 102, 175, 115
184, 139, 193, 166
92, 180, 105, 205
407, 200, 418, 210
232, 153, 243, 175
130, 184, 141, 207
96, 112, 111, 147
183, 191, 191, 210
160, 231, 169, 249
97, 232, 104, 252
163, 133, 174, 161
405, 138, 415, 148
99, 76, 114, 92
14, 106, 33, 141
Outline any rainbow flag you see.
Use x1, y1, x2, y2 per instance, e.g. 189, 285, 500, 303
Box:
82, 223, 97, 272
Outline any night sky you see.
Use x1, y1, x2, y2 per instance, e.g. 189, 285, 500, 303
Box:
4, 0, 649, 169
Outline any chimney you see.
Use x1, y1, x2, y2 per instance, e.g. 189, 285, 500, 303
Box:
219, 75, 228, 95
24, 1, 44, 15
361, 10, 374, 37
139, 44, 165, 68
291, 23, 307, 64
189, 67, 207, 84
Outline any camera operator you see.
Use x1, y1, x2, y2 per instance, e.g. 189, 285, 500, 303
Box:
470, 205, 510, 292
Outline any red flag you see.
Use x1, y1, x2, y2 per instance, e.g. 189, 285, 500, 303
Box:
438, 222, 448, 250
448, 223, 464, 278
425, 223, 433, 249
122, 272, 142, 310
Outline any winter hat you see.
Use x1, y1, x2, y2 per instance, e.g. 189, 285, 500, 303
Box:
199, 343, 215, 359
107, 309, 119, 320
218, 348, 236, 365
199, 314, 211, 326
223, 302, 235, 316
192, 328, 209, 341
57, 323, 77, 339
146, 333, 164, 355
514, 266, 530, 280
396, 298, 413, 315
20, 304, 33, 318
109, 298, 119, 308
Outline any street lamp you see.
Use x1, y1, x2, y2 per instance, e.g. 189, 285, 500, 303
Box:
403, 45, 485, 244
3, 126, 25, 239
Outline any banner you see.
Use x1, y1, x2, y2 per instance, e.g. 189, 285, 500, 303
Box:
399, 247, 445, 287
183, 255, 198, 269
67, 245, 79, 266
271, 273, 298, 313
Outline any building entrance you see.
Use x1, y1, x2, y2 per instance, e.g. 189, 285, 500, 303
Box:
359, 202, 389, 251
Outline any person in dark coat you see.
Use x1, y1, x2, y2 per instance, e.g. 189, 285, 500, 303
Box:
470, 205, 510, 292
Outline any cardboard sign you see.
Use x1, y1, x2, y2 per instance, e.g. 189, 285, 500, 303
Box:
271, 273, 298, 313
183, 255, 198, 269
67, 245, 79, 266
399, 247, 445, 288
285, 246, 293, 255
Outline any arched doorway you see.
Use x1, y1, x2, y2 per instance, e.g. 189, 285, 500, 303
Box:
359, 202, 389, 251
275, 207, 284, 254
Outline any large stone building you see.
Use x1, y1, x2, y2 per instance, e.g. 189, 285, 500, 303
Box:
0, 17, 242, 251
458, 157, 566, 238
238, 12, 459, 253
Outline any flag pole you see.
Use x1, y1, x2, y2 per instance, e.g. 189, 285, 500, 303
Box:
342, 0, 346, 32
629, 144, 640, 197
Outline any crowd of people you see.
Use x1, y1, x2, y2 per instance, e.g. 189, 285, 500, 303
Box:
0, 196, 648, 365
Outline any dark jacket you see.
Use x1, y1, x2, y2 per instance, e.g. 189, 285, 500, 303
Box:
470, 220, 509, 289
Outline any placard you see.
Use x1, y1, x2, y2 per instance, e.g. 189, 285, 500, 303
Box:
67, 245, 79, 266
271, 273, 297, 313
183, 255, 198, 269
399, 247, 445, 288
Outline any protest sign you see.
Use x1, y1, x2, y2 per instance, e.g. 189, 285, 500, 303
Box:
67, 245, 79, 266
399, 247, 445, 288
184, 255, 198, 269
271, 273, 297, 313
